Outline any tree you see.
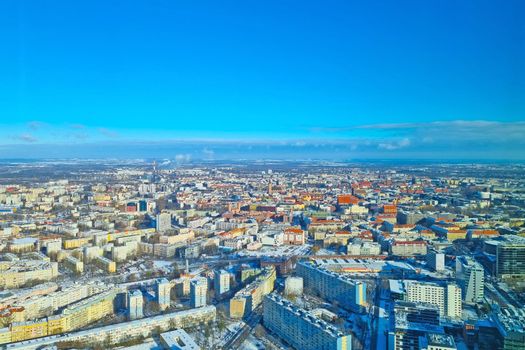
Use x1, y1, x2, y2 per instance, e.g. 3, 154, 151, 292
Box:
169, 318, 178, 330
217, 317, 226, 333
204, 321, 212, 344
153, 325, 162, 335
0, 314, 13, 328
202, 244, 219, 255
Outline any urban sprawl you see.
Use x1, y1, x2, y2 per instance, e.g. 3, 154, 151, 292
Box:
0, 160, 524, 350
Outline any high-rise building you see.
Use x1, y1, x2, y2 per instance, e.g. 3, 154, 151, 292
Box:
495, 236, 525, 279
263, 293, 351, 350
456, 256, 484, 304
127, 290, 144, 320
214, 270, 230, 297
426, 251, 445, 272
230, 266, 276, 318
403, 281, 462, 318
296, 261, 366, 312
388, 301, 445, 350
190, 277, 207, 308
155, 278, 171, 310
492, 306, 525, 350
446, 284, 462, 319
156, 212, 172, 232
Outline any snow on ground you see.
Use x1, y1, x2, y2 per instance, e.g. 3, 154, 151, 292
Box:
240, 334, 265, 350
153, 260, 172, 269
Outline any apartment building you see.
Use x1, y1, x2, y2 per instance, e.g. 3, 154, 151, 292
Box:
403, 281, 462, 318
190, 278, 207, 308
93, 256, 116, 273
230, 267, 276, 318
0, 260, 59, 289
214, 269, 230, 297
296, 261, 366, 312
4, 306, 216, 348
263, 293, 351, 350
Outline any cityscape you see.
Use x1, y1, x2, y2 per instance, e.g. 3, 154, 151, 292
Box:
1, 1, 524, 349
0, 160, 524, 349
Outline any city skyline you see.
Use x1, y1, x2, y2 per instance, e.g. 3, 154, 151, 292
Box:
1, 2, 524, 349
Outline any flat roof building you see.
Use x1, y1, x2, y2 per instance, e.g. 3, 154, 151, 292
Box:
263, 293, 351, 350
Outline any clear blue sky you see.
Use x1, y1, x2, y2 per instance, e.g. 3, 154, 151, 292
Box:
0, 0, 524, 159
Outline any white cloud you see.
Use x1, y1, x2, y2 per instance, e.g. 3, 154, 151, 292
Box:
378, 138, 411, 150
175, 154, 191, 162
13, 133, 38, 143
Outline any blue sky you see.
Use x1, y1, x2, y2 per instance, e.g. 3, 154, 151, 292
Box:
0, 0, 524, 159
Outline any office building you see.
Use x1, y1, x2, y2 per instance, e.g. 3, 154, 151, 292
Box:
493, 306, 525, 350
495, 236, 525, 279
426, 251, 445, 272
445, 284, 462, 319
263, 293, 351, 350
388, 301, 444, 350
456, 256, 484, 304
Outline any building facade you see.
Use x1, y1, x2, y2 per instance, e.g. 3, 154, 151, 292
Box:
263, 293, 351, 350
296, 261, 366, 312
127, 290, 143, 320
190, 278, 207, 308
214, 270, 230, 297
456, 256, 484, 304
155, 278, 172, 310
404, 281, 462, 318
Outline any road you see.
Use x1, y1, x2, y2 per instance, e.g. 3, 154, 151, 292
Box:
371, 278, 389, 350
220, 306, 263, 350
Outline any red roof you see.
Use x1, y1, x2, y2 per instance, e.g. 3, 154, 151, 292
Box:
337, 194, 359, 205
